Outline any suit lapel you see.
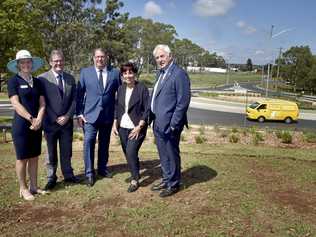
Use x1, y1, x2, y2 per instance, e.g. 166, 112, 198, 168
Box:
118, 84, 126, 107
90, 67, 102, 93
63, 73, 71, 98
48, 70, 63, 101
103, 68, 112, 93
48, 70, 58, 85
128, 82, 140, 109
155, 63, 175, 98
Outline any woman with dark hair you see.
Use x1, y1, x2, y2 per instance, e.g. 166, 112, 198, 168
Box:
7, 50, 46, 200
113, 62, 149, 192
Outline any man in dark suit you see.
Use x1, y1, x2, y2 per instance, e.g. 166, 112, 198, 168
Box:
76, 48, 120, 187
38, 50, 78, 190
150, 44, 191, 197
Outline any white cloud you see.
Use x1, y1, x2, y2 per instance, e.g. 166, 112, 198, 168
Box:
236, 20, 257, 35
144, 1, 162, 18
255, 50, 264, 55
193, 0, 235, 17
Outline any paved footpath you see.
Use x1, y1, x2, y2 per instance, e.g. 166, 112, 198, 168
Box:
1, 98, 316, 121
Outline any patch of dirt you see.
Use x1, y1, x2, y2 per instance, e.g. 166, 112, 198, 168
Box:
273, 189, 316, 214
1, 203, 80, 224
250, 161, 316, 223
84, 195, 125, 210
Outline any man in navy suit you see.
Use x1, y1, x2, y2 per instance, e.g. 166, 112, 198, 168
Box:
76, 48, 120, 186
150, 44, 191, 197
39, 50, 79, 190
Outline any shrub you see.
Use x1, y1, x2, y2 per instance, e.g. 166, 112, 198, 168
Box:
198, 125, 205, 135
213, 124, 220, 133
303, 132, 316, 143
195, 135, 207, 144
279, 131, 292, 144
275, 130, 283, 139
220, 130, 229, 138
229, 133, 239, 143
231, 127, 238, 133
252, 131, 264, 145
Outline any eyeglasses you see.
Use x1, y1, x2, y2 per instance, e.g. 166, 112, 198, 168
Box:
52, 60, 64, 63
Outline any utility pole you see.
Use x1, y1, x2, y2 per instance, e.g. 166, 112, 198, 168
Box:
226, 62, 230, 85
266, 25, 274, 97
276, 47, 282, 93
261, 65, 264, 87
276, 47, 282, 79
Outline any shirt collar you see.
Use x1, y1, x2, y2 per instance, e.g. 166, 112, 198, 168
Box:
160, 60, 174, 74
51, 70, 63, 79
95, 66, 107, 73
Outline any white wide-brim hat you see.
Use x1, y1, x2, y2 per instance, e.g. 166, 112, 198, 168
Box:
7, 49, 44, 74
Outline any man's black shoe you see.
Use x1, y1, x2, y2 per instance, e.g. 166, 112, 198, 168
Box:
151, 182, 167, 191
98, 172, 113, 179
64, 176, 80, 183
86, 176, 95, 187
159, 186, 179, 198
44, 181, 56, 191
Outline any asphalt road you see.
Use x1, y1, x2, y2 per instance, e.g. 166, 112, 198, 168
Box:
1, 102, 315, 130
188, 107, 315, 131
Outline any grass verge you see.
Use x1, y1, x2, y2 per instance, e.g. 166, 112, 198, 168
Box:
0, 136, 315, 236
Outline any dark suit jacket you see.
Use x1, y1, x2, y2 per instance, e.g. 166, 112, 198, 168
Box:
38, 70, 76, 130
76, 65, 120, 124
151, 62, 191, 134
115, 81, 149, 133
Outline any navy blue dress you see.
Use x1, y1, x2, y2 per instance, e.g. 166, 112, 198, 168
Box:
8, 75, 43, 160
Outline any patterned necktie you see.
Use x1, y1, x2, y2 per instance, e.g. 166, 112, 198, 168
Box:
151, 69, 165, 113
99, 69, 104, 91
57, 74, 63, 98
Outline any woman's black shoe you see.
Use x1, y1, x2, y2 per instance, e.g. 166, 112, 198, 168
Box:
127, 180, 139, 193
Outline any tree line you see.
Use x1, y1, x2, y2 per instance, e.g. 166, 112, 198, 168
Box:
0, 0, 225, 90
1, 0, 315, 93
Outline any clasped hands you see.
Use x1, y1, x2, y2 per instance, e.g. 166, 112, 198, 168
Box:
29, 117, 41, 130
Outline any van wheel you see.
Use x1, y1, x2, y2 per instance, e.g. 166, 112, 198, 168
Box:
285, 117, 293, 124
258, 116, 265, 123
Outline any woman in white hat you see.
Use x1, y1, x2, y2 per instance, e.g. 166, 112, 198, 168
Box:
7, 50, 46, 200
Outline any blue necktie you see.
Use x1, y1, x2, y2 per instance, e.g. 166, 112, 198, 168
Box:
57, 74, 63, 98
99, 69, 104, 91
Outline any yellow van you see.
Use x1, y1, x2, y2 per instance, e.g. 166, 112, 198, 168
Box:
246, 99, 299, 123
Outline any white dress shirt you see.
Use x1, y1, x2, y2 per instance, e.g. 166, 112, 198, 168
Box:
51, 70, 64, 91
120, 87, 135, 129
95, 67, 108, 89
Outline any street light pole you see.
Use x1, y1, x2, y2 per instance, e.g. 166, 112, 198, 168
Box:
266, 25, 274, 98
226, 62, 230, 85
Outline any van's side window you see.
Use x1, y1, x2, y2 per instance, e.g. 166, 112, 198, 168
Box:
258, 104, 267, 110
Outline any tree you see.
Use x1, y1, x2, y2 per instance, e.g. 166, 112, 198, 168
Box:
246, 58, 253, 71
307, 56, 316, 94
124, 17, 177, 74
0, 0, 44, 91
280, 46, 314, 92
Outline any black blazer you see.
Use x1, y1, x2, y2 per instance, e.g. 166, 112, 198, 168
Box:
115, 81, 149, 133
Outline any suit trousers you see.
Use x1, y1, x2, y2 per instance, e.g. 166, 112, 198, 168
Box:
44, 121, 74, 182
118, 127, 146, 181
83, 116, 112, 178
153, 127, 182, 188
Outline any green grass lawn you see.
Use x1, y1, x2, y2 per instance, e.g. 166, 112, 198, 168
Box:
0, 92, 8, 100
139, 72, 261, 88
1, 132, 315, 236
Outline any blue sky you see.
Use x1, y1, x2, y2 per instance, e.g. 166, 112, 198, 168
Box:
118, 0, 316, 65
